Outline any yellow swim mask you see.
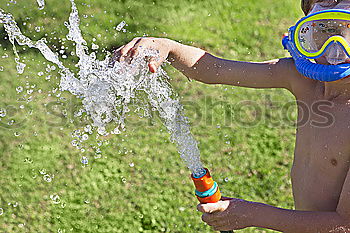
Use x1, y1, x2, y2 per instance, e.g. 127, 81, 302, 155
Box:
289, 9, 350, 64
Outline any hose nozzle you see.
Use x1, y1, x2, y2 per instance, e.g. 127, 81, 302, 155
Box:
191, 168, 221, 204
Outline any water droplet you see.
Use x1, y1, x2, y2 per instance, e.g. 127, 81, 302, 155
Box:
16, 61, 26, 74
24, 157, 33, 163
91, 43, 99, 50
71, 139, 78, 147
84, 125, 92, 133
81, 156, 88, 165
50, 194, 61, 204
16, 86, 23, 93
43, 174, 53, 182
81, 134, 89, 141
39, 169, 46, 175
0, 109, 6, 118
224, 177, 229, 182
121, 177, 127, 183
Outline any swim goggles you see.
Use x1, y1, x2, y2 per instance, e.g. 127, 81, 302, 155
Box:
289, 9, 350, 64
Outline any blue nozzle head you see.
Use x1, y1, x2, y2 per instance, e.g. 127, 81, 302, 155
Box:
192, 168, 207, 179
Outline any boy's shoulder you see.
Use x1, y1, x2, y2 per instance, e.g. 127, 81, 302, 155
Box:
278, 57, 318, 98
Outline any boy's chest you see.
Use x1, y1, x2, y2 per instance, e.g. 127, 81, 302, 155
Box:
292, 101, 350, 211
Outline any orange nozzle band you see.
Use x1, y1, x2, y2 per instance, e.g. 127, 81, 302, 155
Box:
191, 168, 222, 204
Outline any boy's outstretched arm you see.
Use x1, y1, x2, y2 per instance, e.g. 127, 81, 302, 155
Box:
198, 167, 350, 232
117, 38, 304, 93
169, 46, 299, 92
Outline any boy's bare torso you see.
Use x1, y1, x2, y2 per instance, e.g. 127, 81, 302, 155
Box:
292, 80, 350, 211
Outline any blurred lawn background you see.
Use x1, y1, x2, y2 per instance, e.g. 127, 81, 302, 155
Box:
0, 0, 302, 232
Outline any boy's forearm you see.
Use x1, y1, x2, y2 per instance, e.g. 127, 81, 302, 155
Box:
251, 202, 350, 232
167, 40, 210, 83
167, 40, 206, 70
166, 40, 294, 89
167, 41, 238, 85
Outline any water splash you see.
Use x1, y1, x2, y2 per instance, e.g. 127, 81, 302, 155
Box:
0, 0, 206, 177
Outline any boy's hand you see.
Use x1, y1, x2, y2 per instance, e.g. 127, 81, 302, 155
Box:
114, 37, 174, 73
197, 197, 255, 231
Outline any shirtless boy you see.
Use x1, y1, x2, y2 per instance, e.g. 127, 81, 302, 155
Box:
116, 0, 350, 232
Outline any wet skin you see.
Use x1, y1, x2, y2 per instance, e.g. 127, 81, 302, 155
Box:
292, 74, 350, 212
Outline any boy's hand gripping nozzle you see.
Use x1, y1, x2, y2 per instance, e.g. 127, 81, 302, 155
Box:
191, 168, 233, 233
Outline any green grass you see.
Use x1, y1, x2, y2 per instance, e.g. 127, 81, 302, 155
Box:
0, 0, 303, 232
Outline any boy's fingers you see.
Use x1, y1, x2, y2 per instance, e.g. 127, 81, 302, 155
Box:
202, 211, 224, 222
148, 61, 158, 73
197, 202, 222, 213
148, 57, 163, 73
120, 37, 142, 58
198, 200, 231, 213
202, 213, 218, 224
112, 45, 125, 62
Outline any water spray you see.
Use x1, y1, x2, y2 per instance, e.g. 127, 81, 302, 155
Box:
1, 2, 234, 231
191, 168, 233, 233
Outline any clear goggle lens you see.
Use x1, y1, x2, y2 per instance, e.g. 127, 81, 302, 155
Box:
298, 19, 350, 52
